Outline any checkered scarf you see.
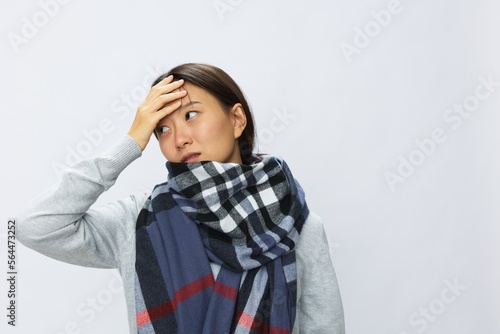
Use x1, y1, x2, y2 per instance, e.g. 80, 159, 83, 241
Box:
134, 155, 309, 334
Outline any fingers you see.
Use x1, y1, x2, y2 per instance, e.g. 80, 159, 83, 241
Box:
143, 76, 187, 115
140, 75, 187, 115
127, 75, 188, 151
150, 100, 182, 125
149, 76, 185, 101
149, 90, 187, 115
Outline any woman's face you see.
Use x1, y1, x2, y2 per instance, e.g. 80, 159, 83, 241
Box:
155, 82, 246, 164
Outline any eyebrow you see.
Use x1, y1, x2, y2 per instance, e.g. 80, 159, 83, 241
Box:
178, 100, 201, 113
156, 100, 202, 132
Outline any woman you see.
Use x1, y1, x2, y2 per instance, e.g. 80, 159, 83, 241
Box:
18, 63, 345, 333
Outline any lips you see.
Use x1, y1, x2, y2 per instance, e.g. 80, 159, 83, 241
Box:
181, 152, 201, 163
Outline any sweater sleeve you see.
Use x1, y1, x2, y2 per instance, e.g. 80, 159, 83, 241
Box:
296, 212, 345, 334
16, 135, 147, 269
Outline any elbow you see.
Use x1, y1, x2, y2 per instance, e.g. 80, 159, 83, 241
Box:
15, 210, 45, 249
15, 211, 33, 247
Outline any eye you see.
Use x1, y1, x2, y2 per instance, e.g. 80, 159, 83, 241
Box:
185, 111, 198, 120
156, 125, 170, 135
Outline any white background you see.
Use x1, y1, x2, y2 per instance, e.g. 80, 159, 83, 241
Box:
2, 0, 500, 333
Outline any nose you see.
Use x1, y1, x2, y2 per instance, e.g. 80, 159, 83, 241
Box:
174, 125, 192, 150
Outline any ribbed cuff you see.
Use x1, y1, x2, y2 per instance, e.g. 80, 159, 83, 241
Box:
102, 135, 143, 175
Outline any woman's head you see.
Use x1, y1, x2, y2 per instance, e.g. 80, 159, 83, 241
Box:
152, 63, 256, 164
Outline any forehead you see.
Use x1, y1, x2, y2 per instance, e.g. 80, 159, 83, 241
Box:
180, 82, 215, 103
157, 82, 223, 124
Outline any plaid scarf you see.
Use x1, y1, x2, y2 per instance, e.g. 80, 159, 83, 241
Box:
134, 155, 309, 334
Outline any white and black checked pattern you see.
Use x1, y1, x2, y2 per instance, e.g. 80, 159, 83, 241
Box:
135, 154, 309, 332
166, 155, 308, 273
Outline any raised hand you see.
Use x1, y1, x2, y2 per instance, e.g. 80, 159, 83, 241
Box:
127, 75, 187, 151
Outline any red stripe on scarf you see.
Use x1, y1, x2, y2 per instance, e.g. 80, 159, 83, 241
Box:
236, 310, 291, 334
174, 273, 215, 303
214, 281, 238, 300
137, 273, 215, 327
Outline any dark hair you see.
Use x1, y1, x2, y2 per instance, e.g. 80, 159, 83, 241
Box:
152, 63, 256, 164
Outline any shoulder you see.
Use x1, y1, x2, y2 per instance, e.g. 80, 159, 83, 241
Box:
296, 211, 327, 251
294, 211, 345, 333
295, 211, 332, 270
130, 191, 150, 213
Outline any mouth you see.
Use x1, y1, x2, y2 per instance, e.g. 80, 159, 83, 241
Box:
181, 152, 201, 163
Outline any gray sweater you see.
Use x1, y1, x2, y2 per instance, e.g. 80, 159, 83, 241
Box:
17, 135, 345, 334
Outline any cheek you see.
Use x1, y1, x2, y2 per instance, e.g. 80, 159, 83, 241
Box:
197, 117, 234, 146
158, 138, 174, 159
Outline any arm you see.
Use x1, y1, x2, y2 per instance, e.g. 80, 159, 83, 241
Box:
296, 212, 345, 334
17, 76, 187, 269
17, 136, 146, 268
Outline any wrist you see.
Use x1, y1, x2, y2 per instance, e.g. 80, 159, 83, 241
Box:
127, 130, 148, 151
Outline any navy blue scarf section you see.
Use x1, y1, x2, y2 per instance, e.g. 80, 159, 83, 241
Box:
134, 155, 309, 333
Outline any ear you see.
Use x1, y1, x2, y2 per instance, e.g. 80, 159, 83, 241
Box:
230, 103, 247, 139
